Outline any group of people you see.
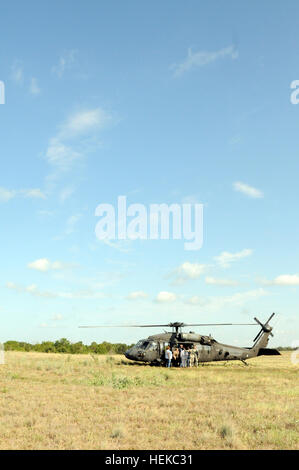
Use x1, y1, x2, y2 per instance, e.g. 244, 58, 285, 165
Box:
165, 344, 199, 368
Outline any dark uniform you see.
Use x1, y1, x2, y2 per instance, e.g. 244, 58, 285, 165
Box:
172, 348, 179, 367
193, 347, 199, 367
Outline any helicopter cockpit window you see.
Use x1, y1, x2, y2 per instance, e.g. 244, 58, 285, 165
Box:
136, 341, 150, 350
147, 342, 157, 351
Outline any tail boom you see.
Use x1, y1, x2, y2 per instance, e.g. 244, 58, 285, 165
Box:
250, 313, 277, 356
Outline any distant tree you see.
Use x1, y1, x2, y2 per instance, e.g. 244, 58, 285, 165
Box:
70, 341, 87, 354
4, 338, 133, 355
90, 342, 98, 353
5, 341, 22, 351
54, 338, 71, 353
39, 341, 56, 353
114, 343, 129, 354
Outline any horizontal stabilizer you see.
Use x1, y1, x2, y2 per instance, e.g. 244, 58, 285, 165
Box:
257, 348, 281, 356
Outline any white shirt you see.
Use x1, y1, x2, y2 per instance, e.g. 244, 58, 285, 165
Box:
165, 349, 172, 360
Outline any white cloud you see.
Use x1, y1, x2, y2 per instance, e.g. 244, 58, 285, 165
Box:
205, 276, 239, 286
65, 214, 82, 234
21, 188, 46, 199
185, 296, 207, 306
233, 182, 264, 199
28, 259, 52, 272
101, 239, 132, 253
262, 274, 299, 286
11, 60, 24, 84
172, 45, 238, 77
214, 249, 253, 268
26, 284, 39, 293
6, 282, 18, 290
229, 135, 241, 146
53, 214, 83, 240
185, 288, 268, 311
155, 291, 177, 303
126, 291, 149, 300
45, 138, 81, 170
11, 62, 41, 97
61, 109, 110, 139
6, 282, 56, 298
29, 77, 41, 95
28, 258, 72, 272
216, 288, 268, 306
45, 108, 111, 172
170, 262, 209, 284
6, 281, 104, 299
0, 187, 46, 202
52, 313, 63, 321
60, 186, 75, 202
0, 187, 16, 202
52, 50, 77, 78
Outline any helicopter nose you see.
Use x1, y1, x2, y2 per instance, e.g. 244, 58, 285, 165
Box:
124, 348, 134, 360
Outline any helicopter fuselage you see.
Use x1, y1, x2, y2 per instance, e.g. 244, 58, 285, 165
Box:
124, 327, 280, 365
124, 332, 254, 364
79, 314, 280, 365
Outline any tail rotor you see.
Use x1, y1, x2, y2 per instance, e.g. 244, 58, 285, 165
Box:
253, 313, 275, 344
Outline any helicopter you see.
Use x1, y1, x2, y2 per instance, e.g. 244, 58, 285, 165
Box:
79, 313, 280, 366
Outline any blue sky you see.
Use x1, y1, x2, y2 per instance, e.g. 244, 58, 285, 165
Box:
0, 0, 298, 347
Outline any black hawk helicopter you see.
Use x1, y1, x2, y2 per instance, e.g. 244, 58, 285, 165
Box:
79, 313, 280, 366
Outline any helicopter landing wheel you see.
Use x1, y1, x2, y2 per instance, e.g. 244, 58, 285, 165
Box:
241, 359, 249, 366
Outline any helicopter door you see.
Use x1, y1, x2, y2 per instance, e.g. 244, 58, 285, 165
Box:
159, 342, 168, 362
197, 345, 212, 362
145, 341, 159, 362
158, 342, 166, 361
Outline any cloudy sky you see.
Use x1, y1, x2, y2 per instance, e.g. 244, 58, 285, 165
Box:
0, 1, 298, 347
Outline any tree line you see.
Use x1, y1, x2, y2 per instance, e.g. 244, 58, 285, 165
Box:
4, 338, 134, 355
2, 339, 295, 355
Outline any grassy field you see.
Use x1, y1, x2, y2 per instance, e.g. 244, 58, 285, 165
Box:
0, 351, 298, 450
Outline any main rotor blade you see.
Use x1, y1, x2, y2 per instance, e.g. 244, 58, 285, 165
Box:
183, 323, 256, 326
79, 322, 256, 328
78, 324, 172, 328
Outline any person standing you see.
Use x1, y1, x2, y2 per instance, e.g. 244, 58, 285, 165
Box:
193, 346, 199, 367
172, 347, 179, 367
183, 347, 188, 368
179, 345, 185, 367
165, 346, 172, 368
189, 347, 195, 367
186, 347, 191, 367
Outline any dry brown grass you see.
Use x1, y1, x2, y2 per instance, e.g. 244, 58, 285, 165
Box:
0, 351, 298, 450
